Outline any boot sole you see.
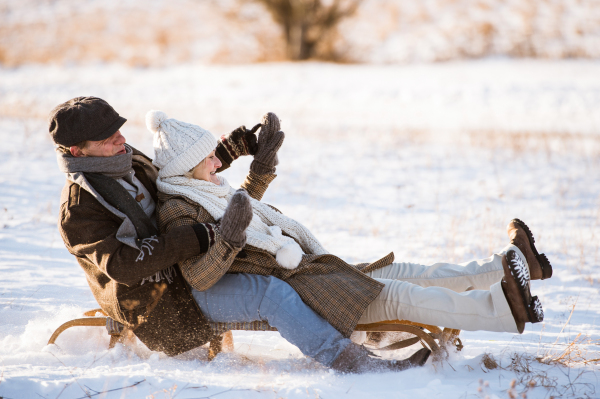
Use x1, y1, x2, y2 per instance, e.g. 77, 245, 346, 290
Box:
507, 250, 544, 323
511, 218, 553, 280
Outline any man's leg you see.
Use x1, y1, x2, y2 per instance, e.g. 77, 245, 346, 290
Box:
191, 273, 351, 366
366, 244, 528, 292
358, 277, 519, 333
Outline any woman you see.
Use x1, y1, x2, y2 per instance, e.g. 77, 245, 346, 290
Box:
149, 110, 549, 372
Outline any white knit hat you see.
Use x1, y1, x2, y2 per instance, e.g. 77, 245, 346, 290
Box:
146, 110, 218, 178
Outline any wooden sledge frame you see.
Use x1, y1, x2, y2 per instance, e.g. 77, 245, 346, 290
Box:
48, 309, 463, 360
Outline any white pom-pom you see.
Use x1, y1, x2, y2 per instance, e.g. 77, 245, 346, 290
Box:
146, 110, 168, 133
276, 242, 303, 269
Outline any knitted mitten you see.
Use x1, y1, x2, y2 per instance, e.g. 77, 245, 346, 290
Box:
216, 124, 261, 172
219, 189, 253, 248
250, 112, 285, 175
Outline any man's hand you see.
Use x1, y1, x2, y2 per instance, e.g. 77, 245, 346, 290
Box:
215, 124, 261, 172
251, 112, 285, 175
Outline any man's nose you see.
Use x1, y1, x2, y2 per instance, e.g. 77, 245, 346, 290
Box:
114, 132, 126, 144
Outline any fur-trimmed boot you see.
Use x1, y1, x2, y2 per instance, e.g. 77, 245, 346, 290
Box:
501, 249, 544, 334
330, 343, 430, 373
507, 218, 552, 280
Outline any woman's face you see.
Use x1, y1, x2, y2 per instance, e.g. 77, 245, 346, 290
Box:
192, 150, 222, 184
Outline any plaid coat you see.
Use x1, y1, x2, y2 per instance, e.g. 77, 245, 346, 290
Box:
157, 171, 391, 337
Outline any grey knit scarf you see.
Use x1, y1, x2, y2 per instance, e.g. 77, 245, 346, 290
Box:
56, 144, 140, 249
56, 145, 134, 178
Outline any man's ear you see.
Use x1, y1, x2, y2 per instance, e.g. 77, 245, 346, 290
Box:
70, 146, 84, 157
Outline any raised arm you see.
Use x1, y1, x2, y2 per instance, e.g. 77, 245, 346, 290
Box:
241, 112, 285, 201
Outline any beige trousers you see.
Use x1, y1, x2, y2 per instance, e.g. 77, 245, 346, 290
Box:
358, 244, 528, 333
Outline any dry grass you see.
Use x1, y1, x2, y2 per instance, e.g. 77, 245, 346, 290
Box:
337, 0, 600, 63
536, 301, 600, 368
465, 129, 600, 158
481, 353, 499, 371
0, 0, 284, 67
474, 300, 600, 398
537, 304, 600, 368
2, 0, 600, 66
539, 334, 600, 367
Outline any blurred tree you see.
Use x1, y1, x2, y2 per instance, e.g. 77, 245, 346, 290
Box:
255, 0, 362, 61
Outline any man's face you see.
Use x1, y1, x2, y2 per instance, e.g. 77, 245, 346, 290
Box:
71, 130, 127, 157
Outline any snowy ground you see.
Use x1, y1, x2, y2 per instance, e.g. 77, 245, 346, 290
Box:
0, 60, 599, 398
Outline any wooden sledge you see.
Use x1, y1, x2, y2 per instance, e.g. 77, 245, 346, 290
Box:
48, 309, 463, 360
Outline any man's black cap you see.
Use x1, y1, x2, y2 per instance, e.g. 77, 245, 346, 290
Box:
48, 96, 127, 147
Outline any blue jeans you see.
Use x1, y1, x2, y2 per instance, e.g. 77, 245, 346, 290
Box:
191, 273, 351, 366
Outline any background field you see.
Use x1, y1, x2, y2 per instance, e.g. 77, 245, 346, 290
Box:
1, 1, 599, 398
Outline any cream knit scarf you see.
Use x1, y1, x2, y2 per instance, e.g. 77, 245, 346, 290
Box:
157, 175, 328, 269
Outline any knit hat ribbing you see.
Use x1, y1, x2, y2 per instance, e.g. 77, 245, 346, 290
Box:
146, 110, 218, 178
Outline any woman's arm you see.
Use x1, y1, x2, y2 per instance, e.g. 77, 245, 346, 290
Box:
240, 170, 276, 201
241, 112, 283, 201
158, 196, 240, 291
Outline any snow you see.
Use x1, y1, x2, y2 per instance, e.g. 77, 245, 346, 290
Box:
1, 60, 599, 398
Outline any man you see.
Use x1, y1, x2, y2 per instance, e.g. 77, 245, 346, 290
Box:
51, 96, 429, 373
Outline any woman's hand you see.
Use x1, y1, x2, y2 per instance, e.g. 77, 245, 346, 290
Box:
215, 124, 261, 172
219, 189, 253, 248
251, 112, 285, 175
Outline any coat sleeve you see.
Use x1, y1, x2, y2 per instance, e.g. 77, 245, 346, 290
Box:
158, 197, 240, 292
240, 170, 276, 201
59, 202, 201, 287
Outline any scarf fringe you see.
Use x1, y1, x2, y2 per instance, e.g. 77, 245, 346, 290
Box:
140, 265, 177, 286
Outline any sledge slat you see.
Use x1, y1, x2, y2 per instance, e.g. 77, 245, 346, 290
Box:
354, 324, 440, 353
373, 337, 421, 351
47, 317, 108, 345
83, 308, 107, 317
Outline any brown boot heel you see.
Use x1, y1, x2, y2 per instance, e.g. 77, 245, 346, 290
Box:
508, 218, 553, 280
537, 253, 553, 280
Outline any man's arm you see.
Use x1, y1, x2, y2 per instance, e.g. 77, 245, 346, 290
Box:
59, 200, 203, 287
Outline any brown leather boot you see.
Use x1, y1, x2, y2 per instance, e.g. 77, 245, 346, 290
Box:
501, 250, 544, 334
507, 218, 552, 280
330, 343, 430, 373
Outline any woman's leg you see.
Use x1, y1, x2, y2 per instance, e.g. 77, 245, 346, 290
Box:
358, 277, 519, 333
366, 244, 528, 292
191, 273, 351, 366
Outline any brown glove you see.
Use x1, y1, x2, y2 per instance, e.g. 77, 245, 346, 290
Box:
250, 112, 285, 175
216, 124, 261, 173
219, 189, 253, 248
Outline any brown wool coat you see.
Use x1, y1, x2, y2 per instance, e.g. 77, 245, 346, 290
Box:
58, 149, 214, 356
157, 171, 391, 338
